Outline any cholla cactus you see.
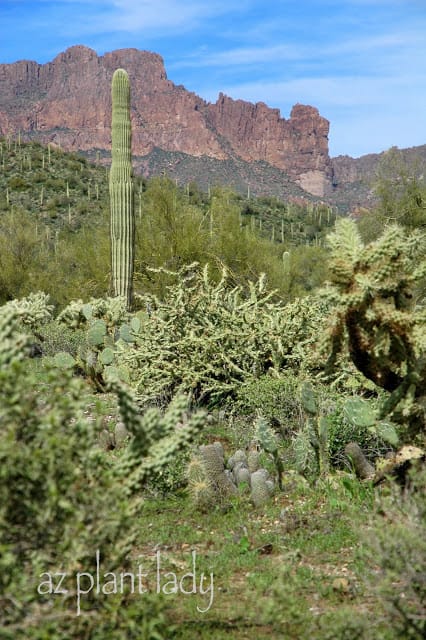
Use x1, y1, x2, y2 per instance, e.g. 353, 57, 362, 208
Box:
110, 380, 205, 494
0, 307, 30, 366
1, 291, 53, 330
109, 68, 135, 309
319, 219, 426, 438
57, 295, 128, 329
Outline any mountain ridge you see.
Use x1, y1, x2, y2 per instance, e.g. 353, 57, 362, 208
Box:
1, 45, 425, 211
0, 45, 332, 198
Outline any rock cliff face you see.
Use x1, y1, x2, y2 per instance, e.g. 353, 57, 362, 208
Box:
0, 45, 334, 197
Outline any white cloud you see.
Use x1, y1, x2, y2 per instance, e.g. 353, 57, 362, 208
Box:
171, 43, 310, 69
171, 25, 426, 72
66, 0, 241, 33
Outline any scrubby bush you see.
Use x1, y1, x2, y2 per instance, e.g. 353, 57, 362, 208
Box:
114, 263, 328, 407
0, 303, 201, 638
360, 468, 426, 639
40, 319, 87, 356
232, 373, 303, 438
325, 399, 393, 467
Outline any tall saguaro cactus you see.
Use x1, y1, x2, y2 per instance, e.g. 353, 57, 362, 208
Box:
109, 68, 135, 309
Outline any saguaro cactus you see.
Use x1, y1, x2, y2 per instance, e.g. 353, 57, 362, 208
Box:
109, 68, 135, 308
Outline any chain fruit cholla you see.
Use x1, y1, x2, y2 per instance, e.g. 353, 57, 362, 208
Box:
109, 68, 135, 308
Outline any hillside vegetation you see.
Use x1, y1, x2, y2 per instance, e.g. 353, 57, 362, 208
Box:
0, 136, 337, 306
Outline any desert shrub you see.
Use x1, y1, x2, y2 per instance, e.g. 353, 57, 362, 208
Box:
40, 318, 87, 356
373, 146, 426, 231
0, 208, 48, 302
0, 305, 187, 639
8, 175, 28, 190
360, 468, 426, 639
325, 399, 393, 467
288, 385, 394, 476
114, 263, 327, 407
146, 449, 192, 495
231, 373, 303, 439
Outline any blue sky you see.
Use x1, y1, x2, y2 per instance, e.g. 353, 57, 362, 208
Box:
1, 0, 425, 157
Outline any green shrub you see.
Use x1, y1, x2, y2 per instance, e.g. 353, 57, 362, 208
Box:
115, 263, 303, 407
40, 319, 87, 356
360, 468, 426, 639
232, 373, 302, 438
325, 399, 393, 467
0, 305, 178, 638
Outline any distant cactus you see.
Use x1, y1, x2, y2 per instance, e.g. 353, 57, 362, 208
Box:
187, 442, 238, 510
247, 448, 260, 473
187, 457, 216, 509
232, 461, 251, 487
250, 469, 274, 507
109, 68, 135, 309
114, 421, 129, 447
254, 414, 283, 489
199, 444, 238, 498
188, 442, 277, 510
345, 442, 375, 479
228, 449, 248, 470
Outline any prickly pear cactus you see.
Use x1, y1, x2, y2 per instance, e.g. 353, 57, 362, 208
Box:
343, 398, 399, 446
344, 398, 376, 428
300, 381, 318, 416
54, 297, 136, 390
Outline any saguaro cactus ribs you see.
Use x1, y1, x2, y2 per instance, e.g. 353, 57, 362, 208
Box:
109, 68, 135, 308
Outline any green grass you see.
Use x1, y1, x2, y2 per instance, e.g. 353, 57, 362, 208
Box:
128, 479, 385, 638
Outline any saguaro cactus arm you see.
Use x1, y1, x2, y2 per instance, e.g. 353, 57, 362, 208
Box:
109, 68, 135, 308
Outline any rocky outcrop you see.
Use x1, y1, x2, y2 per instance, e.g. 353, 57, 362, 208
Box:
0, 45, 334, 196
206, 96, 332, 196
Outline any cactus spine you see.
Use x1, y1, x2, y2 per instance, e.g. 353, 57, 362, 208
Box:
109, 69, 135, 309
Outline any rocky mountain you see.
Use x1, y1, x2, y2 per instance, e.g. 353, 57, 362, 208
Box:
0, 45, 333, 198
331, 144, 426, 212
1, 45, 424, 211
